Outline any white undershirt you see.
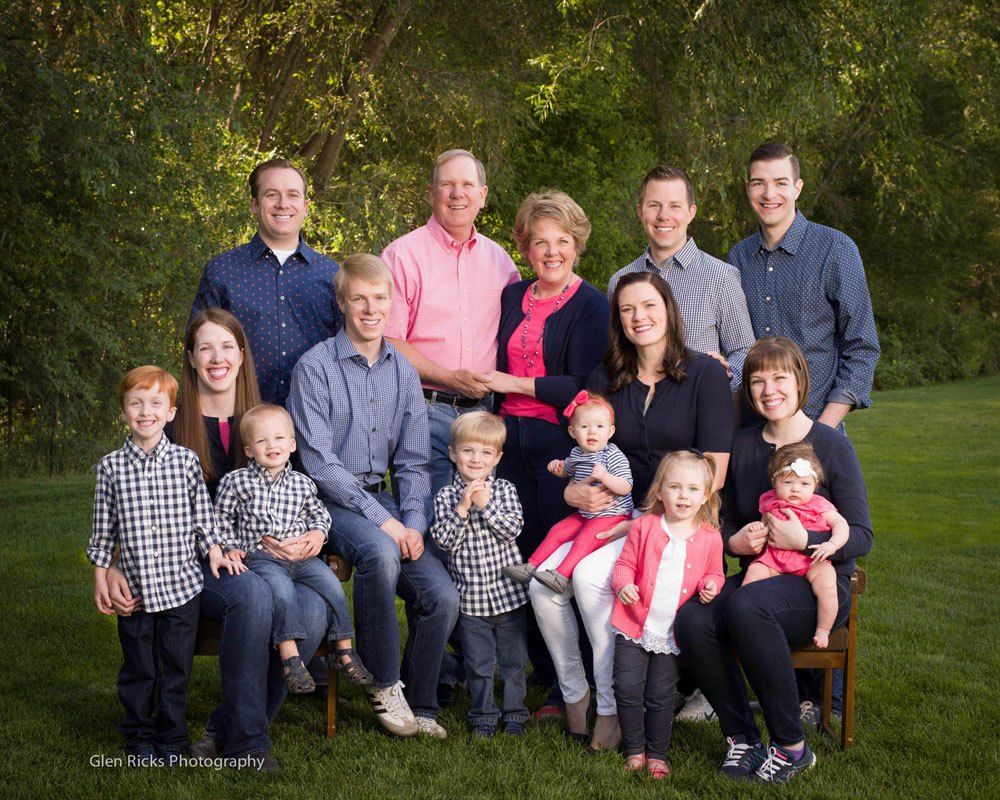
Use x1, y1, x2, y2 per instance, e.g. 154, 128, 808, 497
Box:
271, 248, 295, 266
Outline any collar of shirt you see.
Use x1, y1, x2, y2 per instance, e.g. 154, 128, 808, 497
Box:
426, 214, 480, 254
330, 327, 393, 367
248, 232, 323, 265
757, 210, 808, 256
247, 458, 291, 485
123, 433, 170, 466
643, 237, 697, 272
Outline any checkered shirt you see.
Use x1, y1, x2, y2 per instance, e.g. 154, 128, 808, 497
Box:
214, 460, 332, 553
430, 476, 528, 616
87, 435, 221, 613
607, 238, 755, 391
564, 443, 635, 519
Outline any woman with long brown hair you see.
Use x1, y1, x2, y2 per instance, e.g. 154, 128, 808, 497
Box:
529, 271, 733, 752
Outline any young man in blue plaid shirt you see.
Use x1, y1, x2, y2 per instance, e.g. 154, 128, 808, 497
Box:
214, 403, 372, 695
88, 366, 239, 766
430, 411, 529, 738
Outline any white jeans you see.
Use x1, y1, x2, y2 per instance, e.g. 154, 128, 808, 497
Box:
528, 538, 626, 716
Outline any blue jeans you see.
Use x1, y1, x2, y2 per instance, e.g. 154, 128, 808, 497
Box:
116, 595, 200, 753
247, 551, 354, 646
324, 491, 459, 718
675, 570, 851, 747
458, 607, 529, 727
613, 636, 679, 761
425, 396, 494, 497
199, 562, 327, 756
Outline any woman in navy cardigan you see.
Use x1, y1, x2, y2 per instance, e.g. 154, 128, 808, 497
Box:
484, 191, 610, 716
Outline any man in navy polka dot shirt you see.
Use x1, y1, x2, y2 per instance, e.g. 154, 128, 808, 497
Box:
190, 158, 342, 406
727, 143, 880, 429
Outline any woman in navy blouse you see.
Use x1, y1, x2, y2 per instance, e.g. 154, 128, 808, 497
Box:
529, 271, 733, 751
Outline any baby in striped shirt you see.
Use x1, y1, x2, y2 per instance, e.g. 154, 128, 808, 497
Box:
503, 391, 634, 594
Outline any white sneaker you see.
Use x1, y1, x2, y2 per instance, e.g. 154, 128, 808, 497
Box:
367, 681, 419, 737
415, 716, 448, 739
675, 689, 718, 722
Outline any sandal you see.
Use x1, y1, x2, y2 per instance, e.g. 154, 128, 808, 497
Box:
623, 754, 646, 773
281, 655, 316, 694
646, 758, 670, 780
333, 646, 374, 686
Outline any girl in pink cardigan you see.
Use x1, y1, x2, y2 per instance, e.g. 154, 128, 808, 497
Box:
610, 450, 725, 779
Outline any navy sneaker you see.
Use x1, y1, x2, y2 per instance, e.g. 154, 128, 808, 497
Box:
471, 723, 496, 739
754, 743, 816, 783
717, 736, 766, 780
504, 720, 526, 736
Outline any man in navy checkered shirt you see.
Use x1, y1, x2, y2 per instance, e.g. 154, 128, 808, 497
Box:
429, 411, 528, 738
87, 366, 240, 766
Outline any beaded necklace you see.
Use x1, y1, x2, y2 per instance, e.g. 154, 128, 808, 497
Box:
520, 280, 571, 369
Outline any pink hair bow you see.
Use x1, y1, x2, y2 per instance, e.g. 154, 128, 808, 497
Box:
563, 390, 591, 419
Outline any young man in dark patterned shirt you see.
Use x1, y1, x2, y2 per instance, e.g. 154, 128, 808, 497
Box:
88, 366, 237, 766
430, 411, 528, 739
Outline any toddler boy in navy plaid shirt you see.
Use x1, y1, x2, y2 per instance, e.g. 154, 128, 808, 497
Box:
87, 366, 239, 766
215, 404, 372, 694
429, 412, 529, 738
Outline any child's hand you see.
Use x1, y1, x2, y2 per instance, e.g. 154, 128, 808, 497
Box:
590, 463, 608, 480
94, 569, 114, 616
210, 545, 245, 577
227, 548, 246, 563
699, 579, 719, 604
547, 459, 566, 477
618, 584, 640, 605
457, 479, 486, 516
470, 479, 491, 510
809, 541, 837, 562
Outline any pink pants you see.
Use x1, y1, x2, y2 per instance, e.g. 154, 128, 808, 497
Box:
529, 512, 632, 578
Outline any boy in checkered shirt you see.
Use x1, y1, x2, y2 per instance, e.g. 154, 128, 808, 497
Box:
214, 404, 372, 695
429, 412, 528, 738
88, 366, 239, 766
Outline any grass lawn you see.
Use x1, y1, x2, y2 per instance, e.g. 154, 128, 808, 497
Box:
2, 376, 998, 800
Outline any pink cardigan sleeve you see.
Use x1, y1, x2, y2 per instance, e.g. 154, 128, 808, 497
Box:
695, 524, 726, 594
611, 516, 648, 595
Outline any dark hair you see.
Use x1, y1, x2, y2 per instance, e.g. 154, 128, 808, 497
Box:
248, 158, 309, 200
604, 272, 689, 392
768, 441, 825, 486
637, 165, 695, 206
175, 308, 262, 483
742, 336, 810, 415
747, 142, 800, 182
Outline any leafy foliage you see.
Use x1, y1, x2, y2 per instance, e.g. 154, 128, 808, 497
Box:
1, 0, 997, 473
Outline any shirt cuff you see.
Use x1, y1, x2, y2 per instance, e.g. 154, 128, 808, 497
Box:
826, 387, 861, 408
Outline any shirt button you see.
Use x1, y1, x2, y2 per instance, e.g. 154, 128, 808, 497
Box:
765, 296, 772, 301
282, 351, 287, 356
281, 322, 287, 328
767, 266, 773, 272
280, 295, 286, 300
765, 326, 771, 332
279, 270, 284, 275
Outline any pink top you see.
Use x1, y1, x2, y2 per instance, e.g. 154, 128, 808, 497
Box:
218, 419, 231, 454
610, 514, 725, 640
382, 215, 519, 390
499, 280, 584, 424
758, 490, 835, 531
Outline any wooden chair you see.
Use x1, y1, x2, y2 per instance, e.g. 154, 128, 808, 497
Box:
194, 554, 353, 739
789, 567, 868, 750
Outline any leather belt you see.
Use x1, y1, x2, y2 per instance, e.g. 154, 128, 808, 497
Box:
363, 481, 384, 493
422, 388, 479, 408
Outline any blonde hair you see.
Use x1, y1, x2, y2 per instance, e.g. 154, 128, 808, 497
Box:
239, 404, 294, 444
643, 450, 720, 529
119, 366, 178, 411
512, 191, 592, 258
450, 411, 506, 450
334, 253, 394, 302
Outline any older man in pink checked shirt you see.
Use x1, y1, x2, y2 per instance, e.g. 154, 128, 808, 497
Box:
382, 149, 519, 495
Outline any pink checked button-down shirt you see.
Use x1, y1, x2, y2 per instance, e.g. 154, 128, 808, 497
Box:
382, 215, 519, 390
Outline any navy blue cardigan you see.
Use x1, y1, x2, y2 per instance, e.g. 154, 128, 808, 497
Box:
496, 279, 610, 424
